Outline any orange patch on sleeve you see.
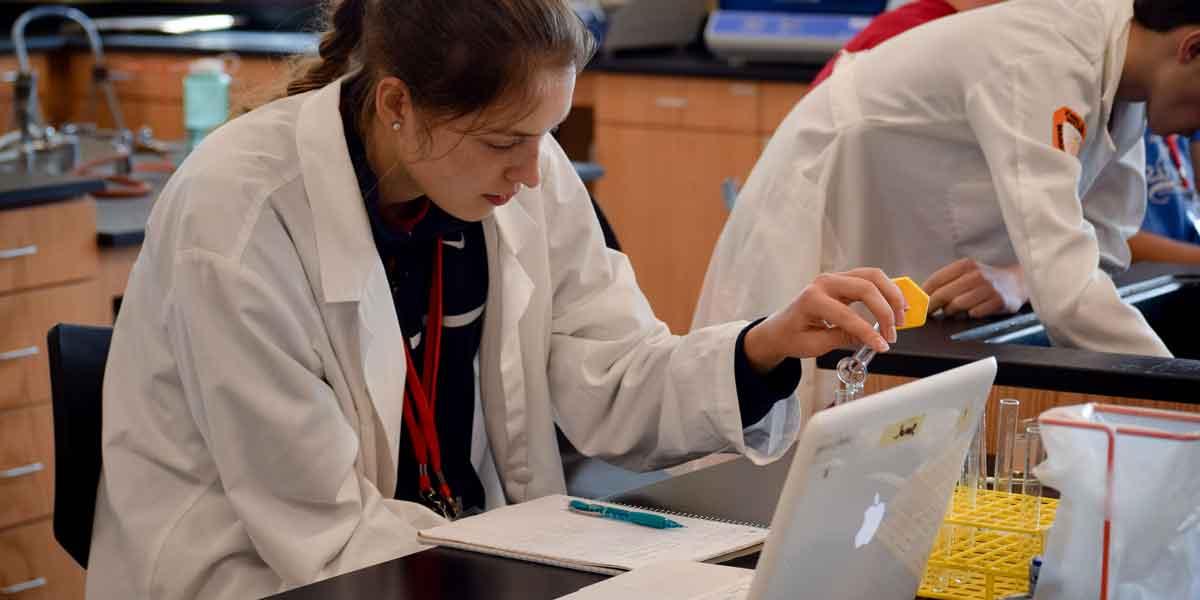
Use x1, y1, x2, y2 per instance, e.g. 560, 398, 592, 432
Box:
1052, 107, 1087, 156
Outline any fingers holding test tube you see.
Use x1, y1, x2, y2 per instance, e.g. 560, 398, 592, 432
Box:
743, 269, 906, 374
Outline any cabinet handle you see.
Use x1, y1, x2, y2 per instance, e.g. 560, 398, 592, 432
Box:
653, 96, 688, 109
0, 245, 37, 260
0, 462, 44, 480
729, 83, 757, 97
1, 577, 47, 594
0, 346, 38, 362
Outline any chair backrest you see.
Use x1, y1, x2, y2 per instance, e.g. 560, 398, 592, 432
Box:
46, 323, 112, 568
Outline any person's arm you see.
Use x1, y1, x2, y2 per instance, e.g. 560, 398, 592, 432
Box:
1128, 230, 1200, 263
963, 51, 1169, 356
538, 141, 901, 471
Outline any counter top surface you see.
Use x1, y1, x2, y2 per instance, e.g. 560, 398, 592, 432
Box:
0, 171, 105, 210
816, 262, 1200, 405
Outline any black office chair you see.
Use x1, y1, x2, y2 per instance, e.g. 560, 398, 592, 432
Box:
46, 323, 112, 568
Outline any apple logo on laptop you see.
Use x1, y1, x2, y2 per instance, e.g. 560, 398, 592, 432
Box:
854, 493, 886, 548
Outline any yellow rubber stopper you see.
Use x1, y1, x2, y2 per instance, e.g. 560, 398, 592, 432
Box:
893, 276, 929, 330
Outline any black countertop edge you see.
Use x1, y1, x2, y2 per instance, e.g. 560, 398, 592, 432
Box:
0, 31, 317, 56
587, 48, 823, 83
815, 263, 1200, 405
0, 175, 106, 211
2, 33, 823, 83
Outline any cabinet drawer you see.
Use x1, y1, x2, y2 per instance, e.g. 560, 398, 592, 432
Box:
0, 199, 98, 295
758, 82, 809, 135
0, 279, 109, 411
0, 520, 85, 600
65, 52, 179, 102
595, 74, 759, 133
0, 406, 54, 530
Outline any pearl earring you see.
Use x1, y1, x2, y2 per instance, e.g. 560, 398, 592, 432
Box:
391, 121, 401, 131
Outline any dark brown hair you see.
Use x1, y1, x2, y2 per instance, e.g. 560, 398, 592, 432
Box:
284, 0, 595, 138
1134, 0, 1200, 32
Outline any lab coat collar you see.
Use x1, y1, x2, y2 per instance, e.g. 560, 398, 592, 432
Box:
480, 191, 537, 500
297, 78, 379, 304
1099, 0, 1134, 136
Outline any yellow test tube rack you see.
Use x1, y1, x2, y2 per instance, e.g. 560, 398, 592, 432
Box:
917, 486, 1059, 600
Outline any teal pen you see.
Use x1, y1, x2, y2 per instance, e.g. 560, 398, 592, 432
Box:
567, 499, 684, 529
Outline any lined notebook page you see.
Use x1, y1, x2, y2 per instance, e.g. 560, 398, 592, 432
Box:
417, 494, 767, 573
559, 561, 755, 600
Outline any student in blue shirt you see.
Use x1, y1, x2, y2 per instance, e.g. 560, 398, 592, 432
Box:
1128, 131, 1200, 263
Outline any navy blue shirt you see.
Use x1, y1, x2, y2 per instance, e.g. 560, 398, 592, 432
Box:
341, 103, 800, 514
1141, 132, 1200, 245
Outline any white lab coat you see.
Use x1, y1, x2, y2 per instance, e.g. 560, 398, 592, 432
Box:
695, 0, 1169, 366
87, 79, 800, 599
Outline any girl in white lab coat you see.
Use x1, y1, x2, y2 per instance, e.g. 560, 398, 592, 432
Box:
87, 1, 906, 598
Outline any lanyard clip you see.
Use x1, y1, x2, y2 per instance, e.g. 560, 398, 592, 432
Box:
418, 467, 461, 520
420, 488, 455, 521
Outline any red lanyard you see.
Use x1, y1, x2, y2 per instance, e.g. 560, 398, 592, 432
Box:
1166, 134, 1192, 191
399, 235, 458, 517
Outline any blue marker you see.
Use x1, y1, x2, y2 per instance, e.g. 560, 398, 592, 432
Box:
567, 499, 684, 529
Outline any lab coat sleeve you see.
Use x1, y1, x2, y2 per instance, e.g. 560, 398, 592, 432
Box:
539, 144, 801, 472
165, 246, 435, 589
964, 53, 1169, 356
1080, 119, 1147, 273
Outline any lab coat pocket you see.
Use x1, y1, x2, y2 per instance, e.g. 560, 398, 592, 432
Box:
945, 180, 1018, 267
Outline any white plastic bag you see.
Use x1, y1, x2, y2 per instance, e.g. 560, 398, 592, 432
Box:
1033, 404, 1200, 600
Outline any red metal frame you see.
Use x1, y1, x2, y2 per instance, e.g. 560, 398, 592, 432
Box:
1038, 404, 1200, 600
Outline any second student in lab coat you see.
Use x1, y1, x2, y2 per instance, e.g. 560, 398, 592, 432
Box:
697, 0, 1200, 363
86, 1, 906, 598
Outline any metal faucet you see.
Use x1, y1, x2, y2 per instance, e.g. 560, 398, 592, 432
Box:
5, 6, 127, 172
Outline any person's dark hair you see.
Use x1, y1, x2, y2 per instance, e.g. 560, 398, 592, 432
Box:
283, 0, 595, 140
1134, 0, 1200, 32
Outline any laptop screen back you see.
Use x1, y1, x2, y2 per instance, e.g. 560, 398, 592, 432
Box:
748, 358, 996, 600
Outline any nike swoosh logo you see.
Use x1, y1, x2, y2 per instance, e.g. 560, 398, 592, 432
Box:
443, 235, 465, 250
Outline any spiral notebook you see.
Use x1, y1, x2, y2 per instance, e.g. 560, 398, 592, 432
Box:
416, 494, 768, 575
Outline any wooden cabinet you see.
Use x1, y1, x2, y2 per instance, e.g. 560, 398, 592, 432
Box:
0, 199, 99, 294
856, 373, 1200, 456
596, 125, 760, 333
0, 198, 106, 600
593, 74, 807, 333
62, 51, 288, 140
0, 520, 85, 600
758, 82, 809, 137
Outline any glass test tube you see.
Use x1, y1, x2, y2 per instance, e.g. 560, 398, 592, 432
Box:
993, 398, 1020, 493
833, 324, 879, 406
1022, 424, 1045, 528
962, 416, 984, 508
975, 401, 988, 494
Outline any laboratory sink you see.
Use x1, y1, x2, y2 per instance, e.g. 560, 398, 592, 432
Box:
951, 275, 1200, 359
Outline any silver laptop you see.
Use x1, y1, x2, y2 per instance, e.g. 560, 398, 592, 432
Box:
566, 358, 997, 600
748, 356, 996, 600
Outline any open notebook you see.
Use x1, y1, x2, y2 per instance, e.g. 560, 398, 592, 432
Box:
416, 494, 768, 575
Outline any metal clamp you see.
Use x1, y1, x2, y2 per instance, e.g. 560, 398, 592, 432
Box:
0, 245, 37, 260
1, 577, 47, 595
0, 462, 44, 480
0, 346, 38, 362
